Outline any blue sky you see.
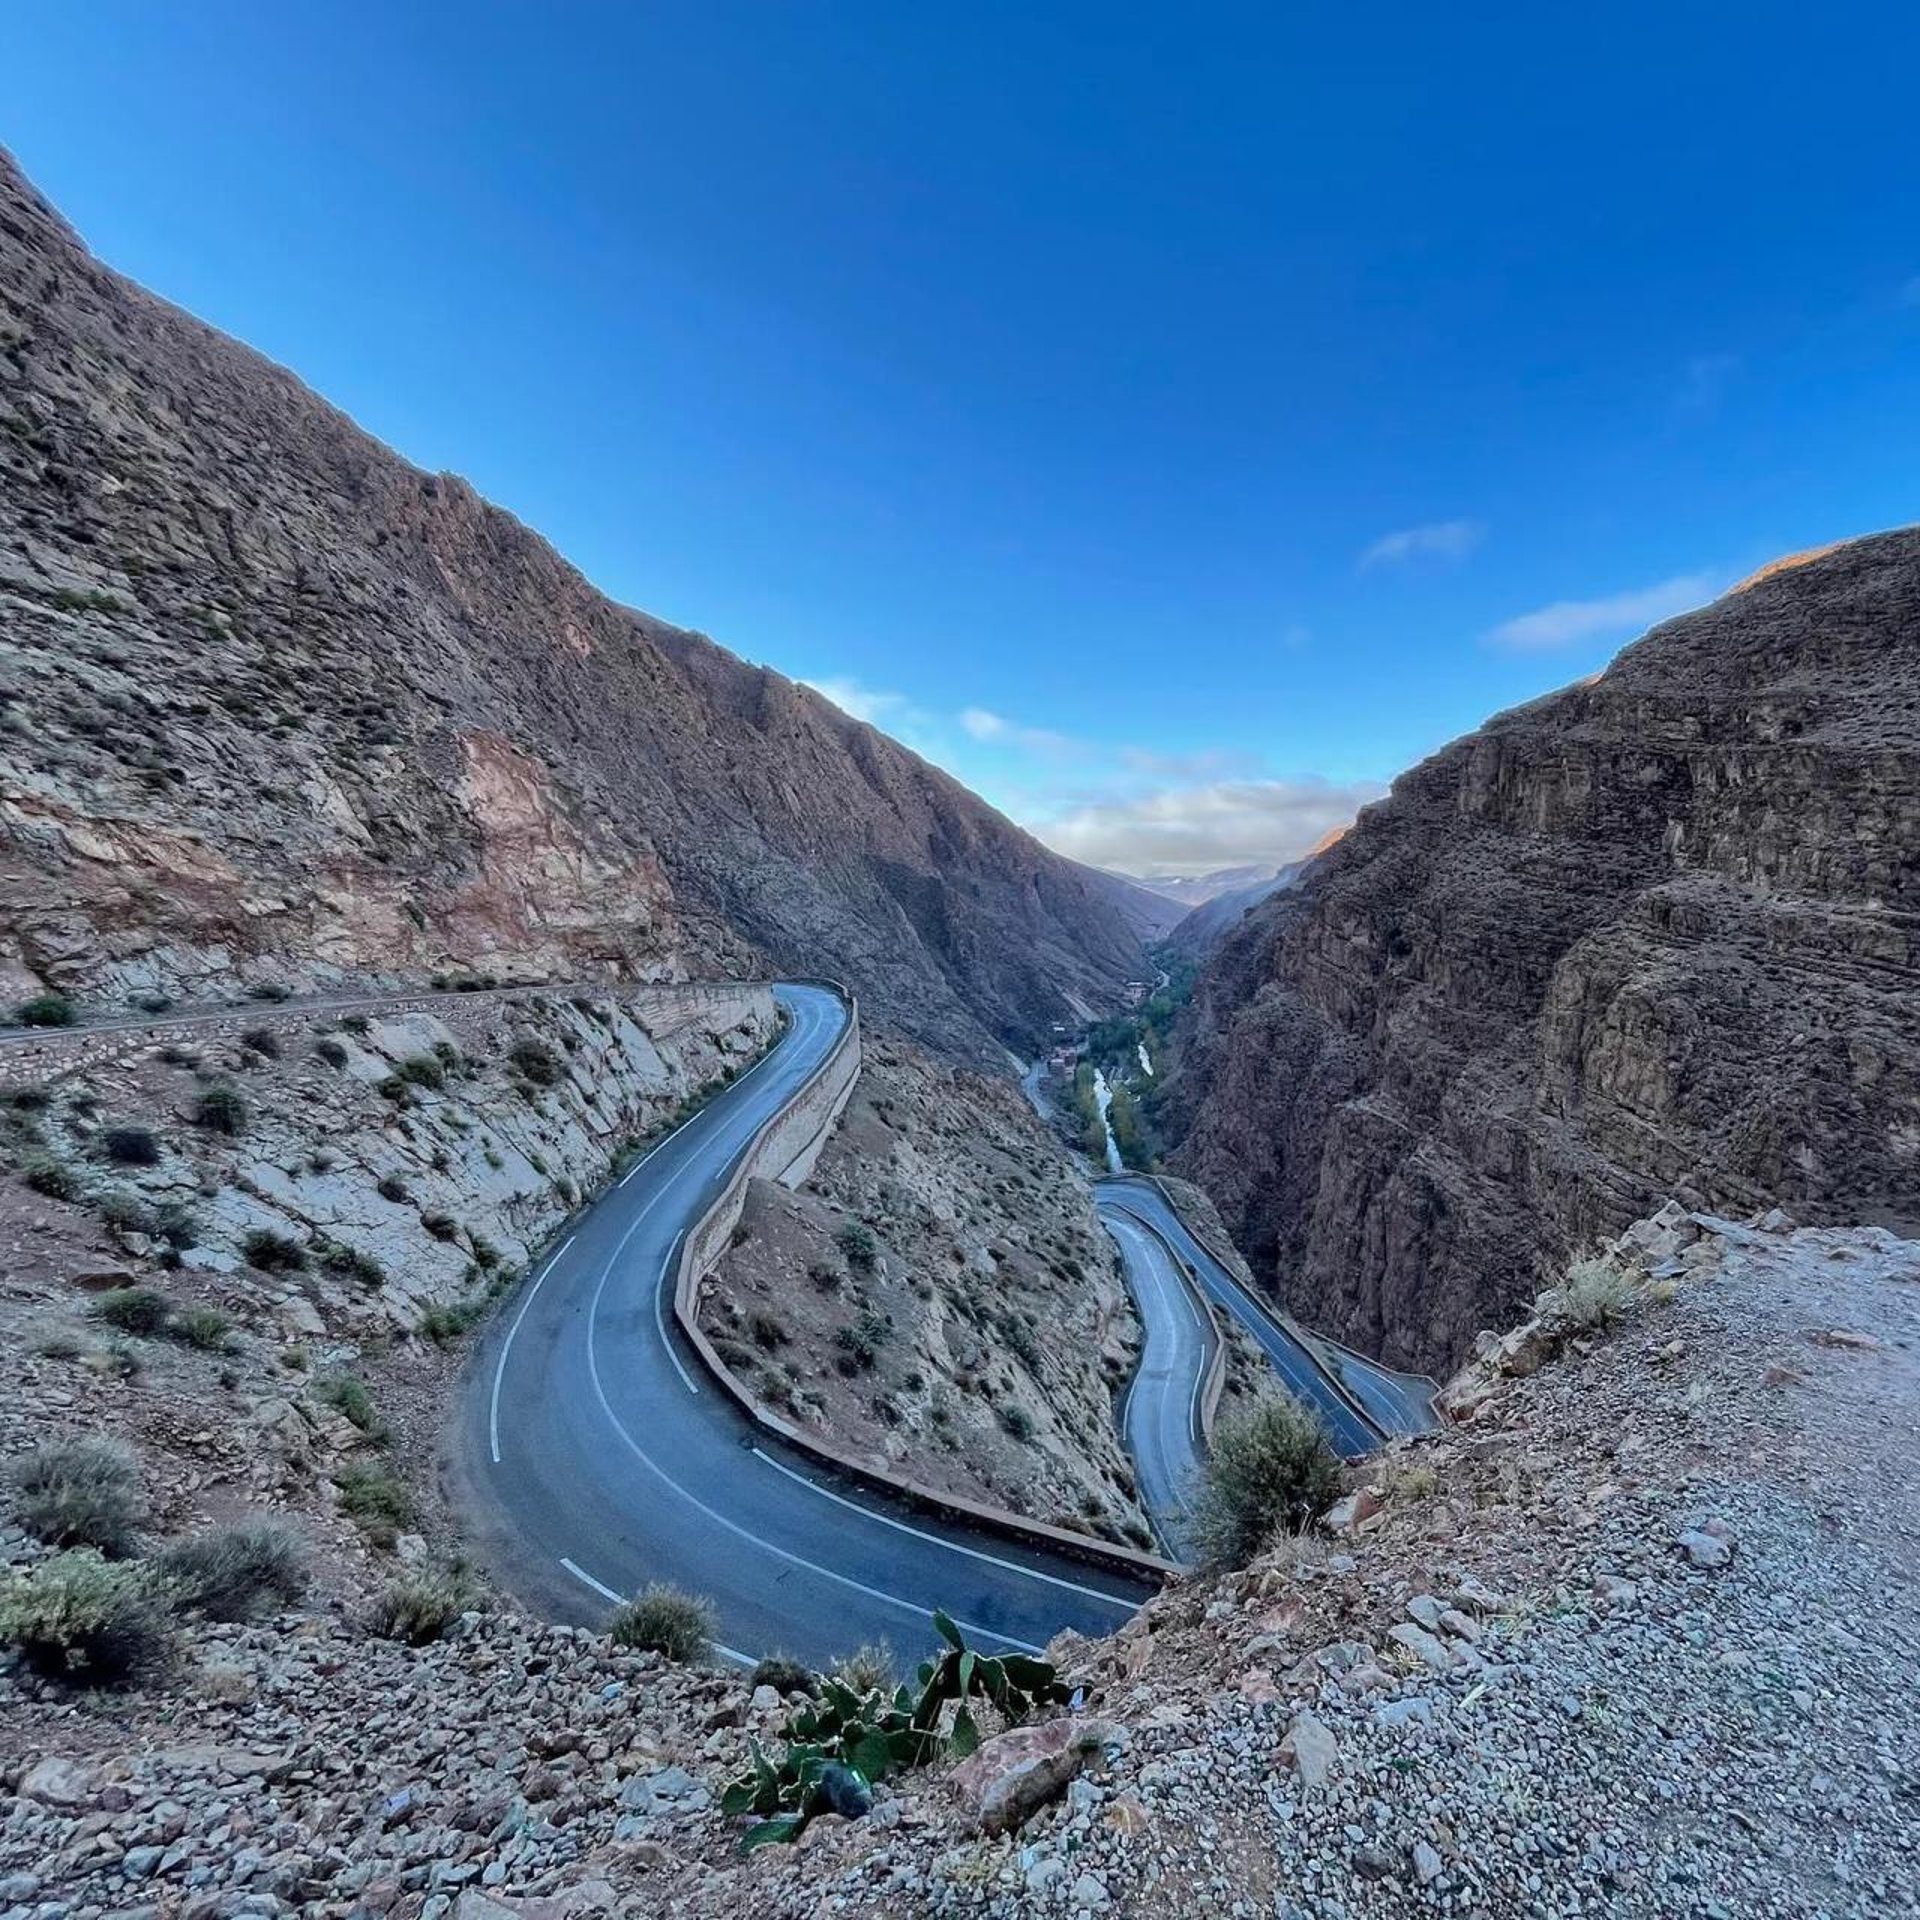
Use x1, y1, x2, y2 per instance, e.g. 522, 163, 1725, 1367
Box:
7, 2, 1918, 874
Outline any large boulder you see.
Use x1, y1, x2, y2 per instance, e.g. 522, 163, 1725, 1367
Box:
946, 1717, 1122, 1834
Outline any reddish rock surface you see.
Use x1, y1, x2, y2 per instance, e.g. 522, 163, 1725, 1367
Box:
0, 150, 1142, 1059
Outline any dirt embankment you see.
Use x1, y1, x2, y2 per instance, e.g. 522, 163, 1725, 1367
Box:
704, 1034, 1154, 1548
0, 983, 773, 1598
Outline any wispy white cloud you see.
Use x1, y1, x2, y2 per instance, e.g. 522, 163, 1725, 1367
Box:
1358, 519, 1483, 572
957, 707, 1080, 755
1033, 777, 1385, 879
800, 677, 919, 727
1486, 572, 1721, 653
798, 679, 1373, 879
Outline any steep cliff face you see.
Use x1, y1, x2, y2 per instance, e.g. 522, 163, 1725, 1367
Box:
1170, 531, 1920, 1374
0, 151, 1143, 1059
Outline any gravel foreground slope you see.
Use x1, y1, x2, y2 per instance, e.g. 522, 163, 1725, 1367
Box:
3, 1209, 1914, 1918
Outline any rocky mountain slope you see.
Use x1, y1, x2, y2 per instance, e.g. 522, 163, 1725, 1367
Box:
0, 984, 774, 1598
1161, 859, 1303, 963
1168, 532, 1919, 1373
0, 149, 1143, 1061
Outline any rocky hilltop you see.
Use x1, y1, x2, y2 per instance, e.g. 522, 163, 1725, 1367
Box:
1169, 532, 1919, 1373
8, 1207, 1913, 1917
0, 150, 1142, 1060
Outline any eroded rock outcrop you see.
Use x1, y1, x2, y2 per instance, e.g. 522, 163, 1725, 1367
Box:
1170, 531, 1919, 1373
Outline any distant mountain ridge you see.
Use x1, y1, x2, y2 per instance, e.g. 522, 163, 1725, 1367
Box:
0, 149, 1145, 1059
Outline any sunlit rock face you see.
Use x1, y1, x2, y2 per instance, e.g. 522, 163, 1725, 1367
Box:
1168, 529, 1920, 1376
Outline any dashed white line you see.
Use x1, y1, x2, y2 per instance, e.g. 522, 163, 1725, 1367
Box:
560, 1555, 624, 1604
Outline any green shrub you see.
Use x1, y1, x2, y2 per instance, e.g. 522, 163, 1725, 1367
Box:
749, 1312, 789, 1352
246, 983, 290, 1003
998, 1403, 1036, 1442
314, 1036, 349, 1069
339, 1014, 371, 1035
95, 1190, 156, 1235
508, 1038, 563, 1087
834, 1306, 889, 1372
396, 1053, 445, 1090
835, 1220, 877, 1270
157, 1521, 307, 1621
608, 1584, 714, 1663
1194, 1395, 1340, 1568
468, 1235, 501, 1271
169, 1305, 232, 1352
807, 1261, 843, 1293
239, 1025, 280, 1060
242, 1227, 306, 1272
375, 1172, 410, 1204
420, 1210, 458, 1241
12, 1434, 142, 1553
21, 1152, 82, 1201
193, 1083, 248, 1136
316, 1374, 383, 1435
336, 1462, 413, 1545
12, 994, 76, 1029
419, 1299, 486, 1342
368, 1560, 478, 1644
0, 1550, 171, 1685
154, 1202, 199, 1251
8, 1085, 51, 1111
91, 1288, 172, 1336
1557, 1253, 1635, 1329
316, 1239, 385, 1288
750, 1653, 818, 1696
100, 1124, 161, 1167
831, 1642, 897, 1694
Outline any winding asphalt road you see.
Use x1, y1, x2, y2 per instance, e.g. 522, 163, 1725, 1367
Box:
456, 983, 1152, 1671
1098, 1176, 1437, 1463
1102, 1207, 1215, 1560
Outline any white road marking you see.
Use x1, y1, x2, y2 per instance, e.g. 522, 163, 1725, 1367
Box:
561, 1556, 625, 1603
583, 1242, 1045, 1654
748, 1448, 1137, 1611
488, 1234, 576, 1464
560, 1558, 759, 1669
655, 1227, 699, 1394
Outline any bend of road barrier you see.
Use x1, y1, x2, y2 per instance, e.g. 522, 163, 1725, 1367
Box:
1115, 1173, 1403, 1445
1103, 1196, 1228, 1457
673, 989, 1179, 1590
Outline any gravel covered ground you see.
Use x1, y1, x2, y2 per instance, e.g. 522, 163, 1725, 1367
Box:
3, 1208, 1914, 1919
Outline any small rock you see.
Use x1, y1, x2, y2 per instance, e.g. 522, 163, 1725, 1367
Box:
1412, 1839, 1443, 1885
1677, 1523, 1736, 1569
1387, 1623, 1452, 1672
1279, 1712, 1339, 1791
1321, 1487, 1383, 1535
